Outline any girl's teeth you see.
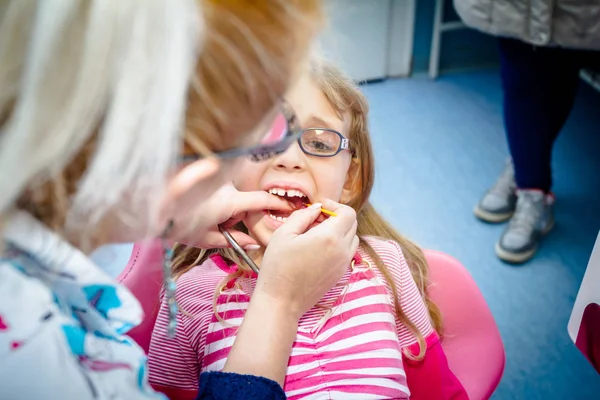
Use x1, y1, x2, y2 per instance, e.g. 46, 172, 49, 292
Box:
268, 188, 306, 198
268, 213, 288, 222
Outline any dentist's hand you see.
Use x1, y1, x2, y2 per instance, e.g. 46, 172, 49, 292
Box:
257, 199, 359, 319
166, 182, 292, 249
223, 199, 358, 385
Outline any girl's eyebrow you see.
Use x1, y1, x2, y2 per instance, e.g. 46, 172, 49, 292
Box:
306, 115, 339, 129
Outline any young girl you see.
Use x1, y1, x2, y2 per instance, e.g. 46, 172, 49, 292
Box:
148, 62, 468, 400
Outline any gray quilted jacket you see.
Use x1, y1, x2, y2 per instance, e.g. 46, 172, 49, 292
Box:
453, 0, 600, 51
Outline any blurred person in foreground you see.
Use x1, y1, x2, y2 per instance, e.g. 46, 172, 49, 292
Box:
454, 0, 600, 263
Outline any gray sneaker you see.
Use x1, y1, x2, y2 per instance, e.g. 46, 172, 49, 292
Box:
474, 160, 517, 223
495, 190, 555, 263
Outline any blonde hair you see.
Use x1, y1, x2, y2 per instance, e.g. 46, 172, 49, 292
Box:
172, 61, 444, 360
0, 0, 323, 250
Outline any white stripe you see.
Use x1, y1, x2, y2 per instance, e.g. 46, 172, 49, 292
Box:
286, 384, 328, 398
295, 392, 332, 400
332, 376, 406, 388
203, 357, 226, 372
286, 349, 405, 376
331, 292, 391, 316
308, 348, 403, 365
288, 346, 319, 358
285, 377, 408, 398
215, 301, 249, 313
293, 334, 319, 344
285, 359, 323, 376
205, 335, 236, 354
329, 377, 408, 392
319, 329, 400, 353
320, 367, 406, 378
336, 278, 373, 293
314, 311, 395, 342
323, 390, 407, 399
207, 317, 243, 329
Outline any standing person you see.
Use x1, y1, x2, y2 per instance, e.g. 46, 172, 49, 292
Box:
454, 0, 600, 263
0, 1, 360, 400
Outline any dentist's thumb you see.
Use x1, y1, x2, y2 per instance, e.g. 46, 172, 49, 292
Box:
276, 203, 323, 236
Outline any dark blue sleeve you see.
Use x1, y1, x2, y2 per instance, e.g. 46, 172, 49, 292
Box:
196, 372, 286, 400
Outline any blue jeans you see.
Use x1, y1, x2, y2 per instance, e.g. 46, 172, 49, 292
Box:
499, 37, 599, 192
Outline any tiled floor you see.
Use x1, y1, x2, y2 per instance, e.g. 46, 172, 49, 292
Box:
93, 69, 600, 399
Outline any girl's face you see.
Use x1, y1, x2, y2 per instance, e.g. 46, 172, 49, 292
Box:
234, 75, 355, 247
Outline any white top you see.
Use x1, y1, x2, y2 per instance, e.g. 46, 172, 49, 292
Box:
0, 211, 164, 400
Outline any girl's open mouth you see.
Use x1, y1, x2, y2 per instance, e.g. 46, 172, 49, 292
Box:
266, 187, 309, 222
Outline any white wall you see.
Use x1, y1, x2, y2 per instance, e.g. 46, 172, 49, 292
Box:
318, 0, 416, 81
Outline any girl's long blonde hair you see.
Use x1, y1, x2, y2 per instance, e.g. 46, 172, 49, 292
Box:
172, 61, 444, 360
0, 0, 323, 250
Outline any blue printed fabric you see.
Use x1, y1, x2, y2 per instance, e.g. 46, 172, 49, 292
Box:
0, 212, 165, 399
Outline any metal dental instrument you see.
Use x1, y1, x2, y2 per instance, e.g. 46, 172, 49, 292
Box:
219, 225, 260, 274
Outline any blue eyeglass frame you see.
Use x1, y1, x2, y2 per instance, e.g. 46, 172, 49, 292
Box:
297, 128, 351, 157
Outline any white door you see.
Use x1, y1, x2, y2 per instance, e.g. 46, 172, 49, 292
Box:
318, 0, 416, 81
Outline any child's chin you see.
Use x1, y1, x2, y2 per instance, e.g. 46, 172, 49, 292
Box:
254, 233, 271, 248
245, 224, 272, 248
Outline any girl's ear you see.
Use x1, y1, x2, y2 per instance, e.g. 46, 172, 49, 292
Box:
340, 157, 361, 204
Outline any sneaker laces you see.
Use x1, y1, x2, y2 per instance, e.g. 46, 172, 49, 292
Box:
509, 191, 545, 234
488, 161, 516, 198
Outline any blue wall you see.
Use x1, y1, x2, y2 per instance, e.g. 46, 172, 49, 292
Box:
413, 0, 499, 74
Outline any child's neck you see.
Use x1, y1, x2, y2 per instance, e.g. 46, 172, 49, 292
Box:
247, 248, 265, 267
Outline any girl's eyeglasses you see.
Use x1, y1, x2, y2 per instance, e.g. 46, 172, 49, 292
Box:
297, 128, 350, 157
181, 104, 351, 163
181, 102, 303, 163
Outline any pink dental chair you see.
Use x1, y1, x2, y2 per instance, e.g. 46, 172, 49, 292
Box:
118, 241, 505, 400
118, 240, 165, 354
425, 250, 505, 400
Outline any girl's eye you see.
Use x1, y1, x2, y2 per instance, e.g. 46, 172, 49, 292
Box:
310, 140, 331, 150
300, 129, 342, 156
307, 140, 333, 152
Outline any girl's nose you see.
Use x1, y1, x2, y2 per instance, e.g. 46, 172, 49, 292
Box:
273, 142, 306, 171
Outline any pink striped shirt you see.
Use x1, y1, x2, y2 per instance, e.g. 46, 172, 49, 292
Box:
148, 237, 434, 399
